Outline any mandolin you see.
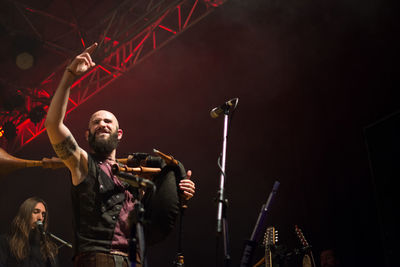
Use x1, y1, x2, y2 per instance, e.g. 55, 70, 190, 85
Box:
263, 226, 278, 267
252, 226, 278, 267
294, 225, 316, 267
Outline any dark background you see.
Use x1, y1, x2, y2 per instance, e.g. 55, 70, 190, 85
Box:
1, 0, 399, 266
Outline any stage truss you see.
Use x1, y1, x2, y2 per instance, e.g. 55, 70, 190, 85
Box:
0, 0, 226, 152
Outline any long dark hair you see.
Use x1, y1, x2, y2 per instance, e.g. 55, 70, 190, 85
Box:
8, 197, 58, 262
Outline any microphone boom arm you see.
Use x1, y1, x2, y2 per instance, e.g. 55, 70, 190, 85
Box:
47, 232, 73, 249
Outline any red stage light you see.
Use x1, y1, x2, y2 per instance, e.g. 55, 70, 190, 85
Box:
81, 38, 86, 48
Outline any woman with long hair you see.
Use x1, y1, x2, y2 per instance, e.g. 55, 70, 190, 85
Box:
0, 197, 58, 267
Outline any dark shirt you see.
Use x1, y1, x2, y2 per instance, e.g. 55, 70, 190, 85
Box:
99, 159, 135, 252
0, 233, 56, 267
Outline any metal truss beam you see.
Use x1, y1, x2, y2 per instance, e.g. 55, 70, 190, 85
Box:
0, 0, 227, 152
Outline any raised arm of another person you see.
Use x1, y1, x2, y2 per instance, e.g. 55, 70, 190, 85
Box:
45, 43, 97, 185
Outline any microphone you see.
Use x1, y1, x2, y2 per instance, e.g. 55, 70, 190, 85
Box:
210, 98, 239, 118
35, 220, 73, 248
35, 220, 45, 236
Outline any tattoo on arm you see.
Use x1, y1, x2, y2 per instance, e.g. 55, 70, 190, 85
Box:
52, 135, 78, 160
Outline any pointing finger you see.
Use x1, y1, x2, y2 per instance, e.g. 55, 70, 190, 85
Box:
84, 42, 98, 55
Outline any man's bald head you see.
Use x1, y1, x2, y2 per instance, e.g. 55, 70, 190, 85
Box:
89, 110, 119, 129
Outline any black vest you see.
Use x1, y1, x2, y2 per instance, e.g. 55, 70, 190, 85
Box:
71, 154, 133, 255
71, 153, 186, 254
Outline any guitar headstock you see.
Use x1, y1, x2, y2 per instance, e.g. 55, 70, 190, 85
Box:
263, 226, 278, 267
294, 225, 310, 248
294, 225, 316, 267
263, 226, 278, 247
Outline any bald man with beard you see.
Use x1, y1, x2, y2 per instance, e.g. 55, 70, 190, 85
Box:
45, 43, 195, 267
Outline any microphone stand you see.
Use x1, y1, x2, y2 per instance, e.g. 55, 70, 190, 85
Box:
173, 202, 186, 267
37, 221, 72, 249
216, 109, 232, 267
46, 232, 73, 249
131, 200, 147, 267
115, 171, 156, 267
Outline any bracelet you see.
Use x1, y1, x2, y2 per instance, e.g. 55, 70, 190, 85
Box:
66, 68, 77, 77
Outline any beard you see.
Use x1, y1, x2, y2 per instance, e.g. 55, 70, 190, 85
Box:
88, 130, 120, 157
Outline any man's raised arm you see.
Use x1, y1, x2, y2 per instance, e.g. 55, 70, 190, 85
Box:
45, 43, 97, 185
